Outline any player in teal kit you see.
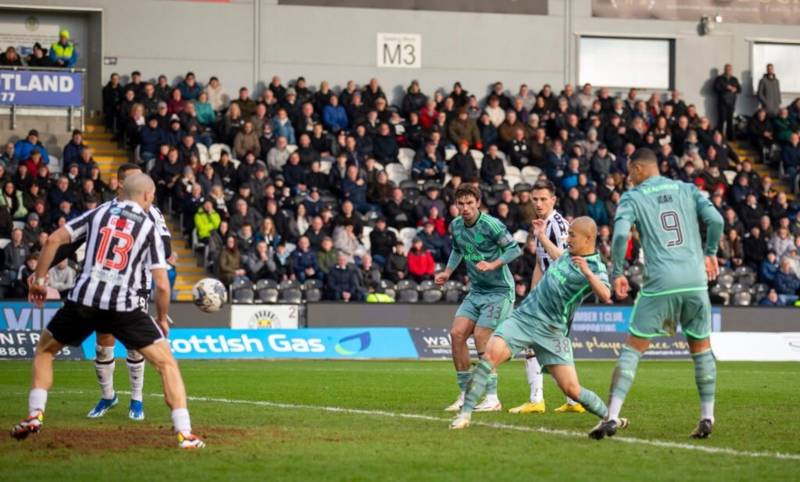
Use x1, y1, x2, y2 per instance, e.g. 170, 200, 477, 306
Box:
436, 184, 522, 412
451, 217, 615, 429
589, 148, 724, 440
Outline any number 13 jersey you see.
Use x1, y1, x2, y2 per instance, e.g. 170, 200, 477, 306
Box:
64, 199, 168, 311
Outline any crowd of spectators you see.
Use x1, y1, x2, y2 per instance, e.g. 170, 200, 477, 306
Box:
2, 65, 800, 305
0, 30, 79, 68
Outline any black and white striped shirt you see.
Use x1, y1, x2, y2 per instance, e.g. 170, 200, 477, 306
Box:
536, 209, 569, 272
64, 200, 168, 312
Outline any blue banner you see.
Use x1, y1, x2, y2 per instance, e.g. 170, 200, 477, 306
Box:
0, 69, 83, 107
81, 328, 419, 360
0, 301, 63, 331
571, 306, 721, 333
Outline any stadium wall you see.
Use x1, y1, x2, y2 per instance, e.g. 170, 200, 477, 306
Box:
5, 0, 800, 115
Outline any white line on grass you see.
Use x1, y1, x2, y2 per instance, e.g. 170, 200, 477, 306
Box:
9, 389, 799, 462
144, 391, 800, 462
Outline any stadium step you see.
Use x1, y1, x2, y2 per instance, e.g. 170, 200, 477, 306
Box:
731, 141, 794, 200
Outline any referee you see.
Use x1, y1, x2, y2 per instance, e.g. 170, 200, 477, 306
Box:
11, 174, 205, 449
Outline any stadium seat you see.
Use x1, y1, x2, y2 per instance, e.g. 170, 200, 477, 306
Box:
279, 279, 301, 291
233, 288, 255, 304
303, 279, 323, 291
280, 288, 303, 303
48, 155, 62, 175
286, 144, 298, 154
196, 143, 210, 165
505, 166, 521, 178
717, 273, 734, 290
383, 288, 397, 300
470, 149, 484, 169
255, 279, 278, 290
397, 289, 419, 303
0, 238, 9, 250
386, 163, 409, 184
443, 280, 463, 292
733, 291, 752, 306
418, 280, 436, 291
521, 166, 542, 184
398, 147, 415, 170
421, 289, 443, 303
305, 288, 322, 302
395, 279, 418, 292
361, 226, 373, 251
399, 227, 418, 250
513, 182, 532, 194
513, 230, 529, 244
399, 179, 419, 191
320, 160, 333, 174
730, 283, 745, 294
209, 143, 232, 162
445, 147, 457, 160
12, 221, 25, 231
379, 279, 395, 292
257, 288, 279, 303
444, 289, 463, 303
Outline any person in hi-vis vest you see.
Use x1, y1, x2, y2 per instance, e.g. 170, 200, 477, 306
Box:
50, 29, 78, 68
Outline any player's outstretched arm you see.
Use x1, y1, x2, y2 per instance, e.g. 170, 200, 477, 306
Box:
29, 228, 71, 307
573, 256, 612, 303
533, 219, 564, 260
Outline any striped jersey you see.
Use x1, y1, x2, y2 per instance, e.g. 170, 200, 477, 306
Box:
64, 199, 168, 311
449, 213, 517, 296
536, 209, 569, 272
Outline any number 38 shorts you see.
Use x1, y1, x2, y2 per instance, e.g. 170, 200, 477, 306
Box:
46, 301, 166, 350
492, 313, 574, 369
455, 291, 514, 330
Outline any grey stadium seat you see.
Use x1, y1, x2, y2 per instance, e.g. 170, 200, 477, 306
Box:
397, 289, 419, 303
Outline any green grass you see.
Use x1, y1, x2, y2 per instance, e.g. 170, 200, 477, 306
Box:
1, 359, 798, 481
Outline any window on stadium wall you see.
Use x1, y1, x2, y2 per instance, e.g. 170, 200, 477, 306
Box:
277, 0, 547, 15
578, 36, 674, 91
591, 0, 800, 25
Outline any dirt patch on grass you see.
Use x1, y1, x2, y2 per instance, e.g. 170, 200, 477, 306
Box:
13, 426, 261, 452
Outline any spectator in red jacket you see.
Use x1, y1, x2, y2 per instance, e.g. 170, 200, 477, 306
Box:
417, 206, 446, 236
419, 99, 438, 131
407, 237, 435, 282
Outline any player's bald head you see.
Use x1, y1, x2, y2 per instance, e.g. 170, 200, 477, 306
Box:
123, 173, 155, 199
571, 216, 597, 239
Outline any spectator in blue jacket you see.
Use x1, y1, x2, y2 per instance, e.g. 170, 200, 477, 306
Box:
775, 258, 800, 305
560, 157, 581, 192
759, 251, 778, 285
14, 130, 49, 165
139, 116, 166, 162
782, 132, 800, 193
325, 251, 362, 301
759, 288, 781, 306
290, 236, 320, 281
342, 165, 377, 214
271, 108, 296, 145
322, 95, 348, 132
372, 123, 399, 164
585, 191, 608, 227
412, 141, 445, 182
62, 130, 84, 167
47, 176, 78, 213
178, 72, 203, 101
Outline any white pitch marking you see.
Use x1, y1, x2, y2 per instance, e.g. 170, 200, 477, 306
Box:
8, 389, 799, 461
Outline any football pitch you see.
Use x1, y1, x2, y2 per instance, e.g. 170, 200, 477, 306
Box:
0, 359, 798, 481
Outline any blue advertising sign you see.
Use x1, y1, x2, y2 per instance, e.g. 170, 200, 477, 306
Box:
0, 301, 62, 331
0, 69, 83, 107
81, 328, 419, 360
571, 306, 721, 333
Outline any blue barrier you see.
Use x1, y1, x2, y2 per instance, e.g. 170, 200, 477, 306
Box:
0, 301, 62, 331
571, 306, 721, 333
81, 328, 419, 360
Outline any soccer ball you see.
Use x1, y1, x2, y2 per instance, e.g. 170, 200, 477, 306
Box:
192, 278, 228, 313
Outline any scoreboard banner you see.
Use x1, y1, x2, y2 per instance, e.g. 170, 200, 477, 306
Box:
0, 69, 84, 107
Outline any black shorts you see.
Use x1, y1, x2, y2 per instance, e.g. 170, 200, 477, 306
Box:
46, 301, 165, 350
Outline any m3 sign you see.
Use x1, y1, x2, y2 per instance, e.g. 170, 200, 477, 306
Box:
377, 33, 421, 69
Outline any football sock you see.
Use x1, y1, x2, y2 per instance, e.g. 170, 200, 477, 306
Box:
456, 371, 471, 393
692, 348, 716, 423
461, 359, 492, 414
28, 388, 48, 416
126, 350, 145, 402
608, 345, 642, 420
486, 373, 498, 398
171, 408, 192, 434
576, 388, 608, 419
95, 345, 116, 400
525, 355, 544, 403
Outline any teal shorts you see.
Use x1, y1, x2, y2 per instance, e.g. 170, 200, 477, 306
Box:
455, 291, 514, 330
493, 314, 573, 368
629, 288, 712, 340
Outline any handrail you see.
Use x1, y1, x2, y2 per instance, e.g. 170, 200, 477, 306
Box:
0, 66, 87, 73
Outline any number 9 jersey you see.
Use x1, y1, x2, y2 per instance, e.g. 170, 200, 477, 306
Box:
612, 176, 722, 294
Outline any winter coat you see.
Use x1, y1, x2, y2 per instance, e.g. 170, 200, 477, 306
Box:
757, 74, 781, 115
